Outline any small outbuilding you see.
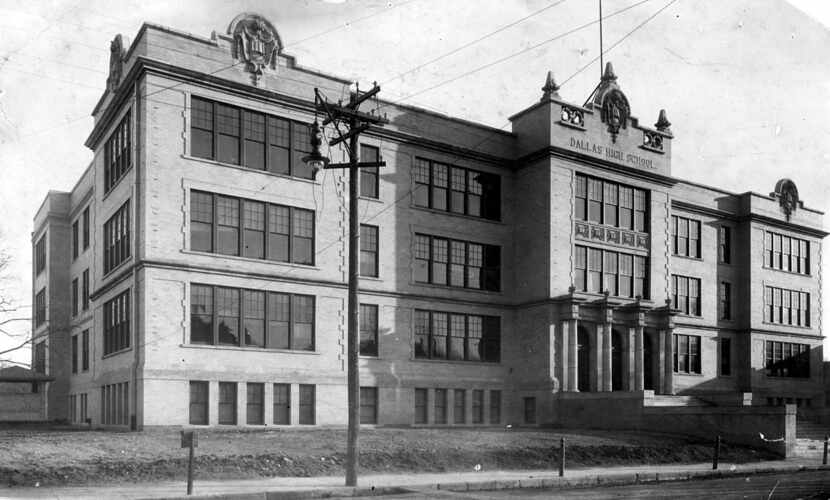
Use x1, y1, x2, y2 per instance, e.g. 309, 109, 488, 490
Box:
0, 366, 53, 422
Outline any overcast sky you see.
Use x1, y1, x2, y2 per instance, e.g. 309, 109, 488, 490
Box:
0, 0, 828, 365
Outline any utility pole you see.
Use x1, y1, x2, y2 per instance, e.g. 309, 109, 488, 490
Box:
304, 83, 386, 487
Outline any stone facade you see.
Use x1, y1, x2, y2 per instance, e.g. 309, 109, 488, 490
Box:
32, 14, 826, 429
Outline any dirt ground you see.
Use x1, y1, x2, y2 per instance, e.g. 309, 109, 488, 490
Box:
0, 427, 776, 487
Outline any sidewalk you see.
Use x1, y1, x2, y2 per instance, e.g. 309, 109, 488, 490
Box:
0, 459, 826, 500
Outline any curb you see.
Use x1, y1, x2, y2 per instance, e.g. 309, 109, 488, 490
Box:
141, 464, 829, 500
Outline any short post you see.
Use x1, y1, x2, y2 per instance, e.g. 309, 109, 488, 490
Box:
712, 435, 721, 470
559, 437, 565, 477
181, 430, 197, 495
823, 434, 828, 466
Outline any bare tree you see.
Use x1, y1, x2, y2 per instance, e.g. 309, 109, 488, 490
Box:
0, 246, 33, 366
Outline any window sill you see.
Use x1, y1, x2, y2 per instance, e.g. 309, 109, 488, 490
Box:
672, 371, 703, 377
101, 167, 133, 202
671, 254, 703, 262
359, 355, 380, 359
762, 266, 812, 278
359, 275, 382, 282
181, 249, 320, 271
674, 313, 703, 319
102, 347, 132, 360
574, 291, 653, 303
411, 357, 501, 366
410, 204, 504, 225
179, 344, 320, 355
102, 258, 133, 281
359, 196, 383, 204
412, 281, 502, 296
182, 154, 320, 185
761, 321, 812, 330
574, 219, 649, 235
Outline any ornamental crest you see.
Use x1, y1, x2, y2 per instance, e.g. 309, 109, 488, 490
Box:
228, 13, 282, 85
773, 178, 799, 221
600, 88, 630, 143
107, 34, 126, 92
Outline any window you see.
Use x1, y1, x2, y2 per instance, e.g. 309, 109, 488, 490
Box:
191, 190, 315, 265
82, 270, 90, 311
414, 388, 427, 424
453, 389, 465, 424
218, 382, 237, 425
103, 200, 131, 274
35, 234, 46, 275
189, 381, 209, 425
191, 96, 314, 179
720, 338, 731, 376
575, 245, 649, 299
71, 278, 78, 317
100, 381, 129, 425
412, 158, 500, 220
81, 330, 89, 371
575, 174, 649, 232
71, 335, 78, 374
490, 390, 501, 424
719, 226, 731, 264
764, 231, 810, 274
764, 286, 810, 327
360, 387, 378, 424
671, 216, 701, 258
413, 234, 500, 291
273, 384, 290, 424
360, 224, 379, 277
360, 144, 379, 198
35, 288, 46, 327
82, 207, 90, 250
246, 383, 264, 425
299, 384, 315, 425
72, 221, 79, 260
765, 341, 810, 378
414, 310, 500, 362
673, 334, 701, 374
34, 341, 46, 373
671, 275, 701, 316
103, 289, 130, 355
434, 388, 447, 424
359, 304, 378, 356
104, 112, 131, 192
524, 397, 536, 424
719, 282, 731, 320
191, 284, 314, 350
472, 390, 483, 424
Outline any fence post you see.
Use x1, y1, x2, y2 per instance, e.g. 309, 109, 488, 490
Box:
712, 435, 721, 470
559, 437, 565, 477
823, 435, 828, 466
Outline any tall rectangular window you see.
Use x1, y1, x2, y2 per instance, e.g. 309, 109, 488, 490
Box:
360, 224, 379, 277
765, 341, 810, 378
299, 384, 315, 425
243, 290, 265, 348
472, 389, 483, 424
414, 310, 500, 362
242, 201, 265, 259
359, 304, 378, 357
413, 234, 500, 291
673, 334, 701, 374
104, 112, 131, 193
34, 341, 46, 373
414, 388, 427, 424
360, 386, 378, 424
671, 275, 701, 316
720, 282, 732, 320
434, 388, 447, 424
71, 278, 78, 317
191, 96, 314, 179
720, 338, 731, 376
412, 158, 500, 220
218, 382, 237, 425
453, 389, 465, 424
360, 144, 380, 198
719, 226, 731, 264
82, 269, 89, 311
764, 231, 810, 274
81, 330, 89, 371
189, 381, 209, 425
103, 289, 130, 355
72, 221, 79, 260
246, 383, 264, 425
575, 174, 648, 232
671, 216, 701, 258
35, 288, 46, 327
103, 200, 131, 274
216, 287, 240, 346
273, 384, 290, 425
35, 234, 46, 275
71, 335, 78, 374
82, 206, 90, 250
490, 390, 501, 424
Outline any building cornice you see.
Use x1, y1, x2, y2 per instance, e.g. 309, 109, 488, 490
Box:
670, 200, 738, 221
740, 213, 829, 239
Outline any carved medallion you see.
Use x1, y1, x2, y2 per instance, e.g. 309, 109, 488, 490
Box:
772, 178, 799, 221
228, 13, 282, 85
601, 89, 630, 143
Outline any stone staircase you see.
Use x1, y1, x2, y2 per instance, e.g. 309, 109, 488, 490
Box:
795, 418, 829, 458
644, 395, 712, 407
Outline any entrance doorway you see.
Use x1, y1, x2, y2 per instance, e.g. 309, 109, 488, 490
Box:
611, 329, 624, 391
577, 326, 590, 392
643, 332, 654, 391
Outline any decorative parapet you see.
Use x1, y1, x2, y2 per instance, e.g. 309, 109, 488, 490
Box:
559, 105, 586, 130
641, 130, 665, 153
575, 221, 649, 252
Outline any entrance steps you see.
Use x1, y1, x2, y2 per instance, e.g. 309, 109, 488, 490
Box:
644, 395, 712, 407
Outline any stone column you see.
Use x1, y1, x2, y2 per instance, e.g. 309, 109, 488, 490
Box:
626, 327, 636, 391
553, 322, 563, 391
557, 321, 568, 392
602, 323, 612, 392
634, 326, 644, 391
568, 319, 578, 392
660, 329, 674, 395
591, 324, 602, 392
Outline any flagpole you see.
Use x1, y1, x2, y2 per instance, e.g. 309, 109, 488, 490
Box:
599, 0, 604, 78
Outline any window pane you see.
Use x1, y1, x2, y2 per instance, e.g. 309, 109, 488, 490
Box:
432, 312, 447, 359
190, 285, 213, 344
414, 310, 430, 358
273, 384, 290, 424
243, 290, 265, 347
243, 201, 265, 259
293, 295, 314, 351
449, 314, 465, 360
268, 205, 290, 262
267, 293, 290, 349
359, 304, 378, 357
216, 287, 239, 345
293, 209, 315, 264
